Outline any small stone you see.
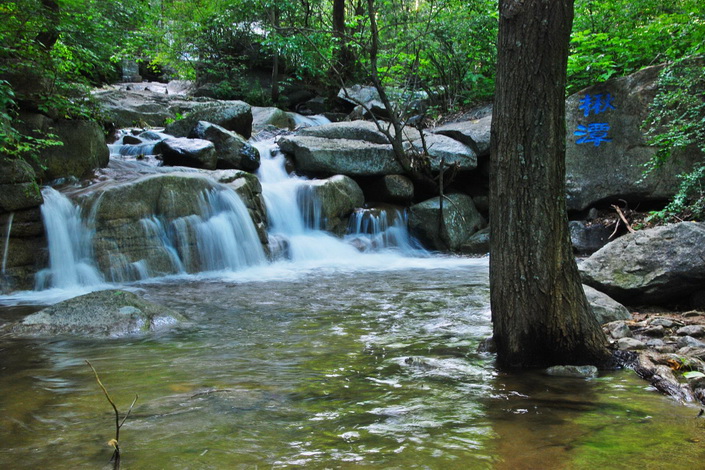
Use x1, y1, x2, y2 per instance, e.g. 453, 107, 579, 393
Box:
617, 337, 646, 350
605, 321, 633, 339
649, 317, 675, 328
545, 365, 598, 378
683, 311, 702, 318
677, 336, 705, 349
676, 325, 705, 337
641, 325, 665, 337
646, 338, 665, 348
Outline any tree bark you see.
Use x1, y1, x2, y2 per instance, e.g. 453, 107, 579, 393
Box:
489, 0, 610, 368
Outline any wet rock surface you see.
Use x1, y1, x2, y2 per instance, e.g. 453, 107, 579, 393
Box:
6, 289, 186, 337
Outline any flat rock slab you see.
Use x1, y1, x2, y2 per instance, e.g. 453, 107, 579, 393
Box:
8, 290, 185, 337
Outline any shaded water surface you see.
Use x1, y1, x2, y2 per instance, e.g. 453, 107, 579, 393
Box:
1, 260, 704, 469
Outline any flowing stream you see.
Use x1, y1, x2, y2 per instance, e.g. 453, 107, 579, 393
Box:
0, 118, 703, 468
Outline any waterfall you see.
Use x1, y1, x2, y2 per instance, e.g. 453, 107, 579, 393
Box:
35, 188, 104, 289
25, 112, 426, 292
345, 207, 426, 254
194, 189, 267, 271
255, 140, 360, 261
1, 212, 13, 274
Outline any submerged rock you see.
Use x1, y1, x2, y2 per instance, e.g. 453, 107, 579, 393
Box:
9, 290, 185, 337
545, 365, 599, 378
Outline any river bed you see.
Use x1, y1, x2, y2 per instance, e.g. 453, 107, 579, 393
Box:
1, 257, 703, 469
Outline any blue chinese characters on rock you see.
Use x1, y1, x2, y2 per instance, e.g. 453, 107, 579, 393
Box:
574, 93, 615, 147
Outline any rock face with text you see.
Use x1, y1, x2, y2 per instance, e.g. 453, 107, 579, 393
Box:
565, 64, 702, 212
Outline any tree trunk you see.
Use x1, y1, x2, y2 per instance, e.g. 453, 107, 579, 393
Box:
489, 0, 610, 368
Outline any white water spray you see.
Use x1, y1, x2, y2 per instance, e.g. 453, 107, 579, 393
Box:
35, 188, 104, 289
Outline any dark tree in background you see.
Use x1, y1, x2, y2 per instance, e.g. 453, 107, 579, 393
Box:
489, 0, 610, 368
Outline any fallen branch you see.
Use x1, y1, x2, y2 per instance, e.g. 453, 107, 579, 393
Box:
611, 203, 636, 233
86, 360, 138, 470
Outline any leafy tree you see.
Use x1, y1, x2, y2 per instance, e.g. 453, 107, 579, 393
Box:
569, 0, 705, 93
490, 0, 610, 368
643, 57, 705, 222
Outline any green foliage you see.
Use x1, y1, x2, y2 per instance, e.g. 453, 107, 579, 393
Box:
643, 58, 705, 222
569, 0, 705, 94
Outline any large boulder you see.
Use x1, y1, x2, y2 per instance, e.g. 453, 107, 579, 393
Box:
18, 113, 109, 181
411, 133, 477, 171
580, 222, 705, 305
190, 121, 260, 171
565, 64, 702, 211
154, 137, 217, 170
79, 173, 267, 281
298, 175, 365, 234
432, 114, 492, 157
298, 120, 421, 144
164, 101, 252, 139
0, 159, 46, 292
92, 87, 185, 128
409, 193, 486, 251
279, 135, 403, 176
252, 107, 296, 132
9, 290, 185, 337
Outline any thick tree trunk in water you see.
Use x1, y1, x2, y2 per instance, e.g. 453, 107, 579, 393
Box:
489, 0, 610, 368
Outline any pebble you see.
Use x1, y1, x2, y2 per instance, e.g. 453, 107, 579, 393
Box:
545, 365, 598, 378
676, 325, 705, 337
618, 337, 646, 350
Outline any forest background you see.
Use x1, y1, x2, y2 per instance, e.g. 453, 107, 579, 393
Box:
1, 0, 704, 220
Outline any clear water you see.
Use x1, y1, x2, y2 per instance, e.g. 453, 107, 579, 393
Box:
1, 259, 704, 469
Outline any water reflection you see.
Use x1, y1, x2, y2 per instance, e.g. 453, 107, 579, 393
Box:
0, 262, 703, 469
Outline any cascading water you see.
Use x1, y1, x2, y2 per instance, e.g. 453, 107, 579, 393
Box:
1, 212, 13, 275
345, 207, 426, 254
28, 113, 425, 290
255, 139, 362, 261
35, 188, 104, 290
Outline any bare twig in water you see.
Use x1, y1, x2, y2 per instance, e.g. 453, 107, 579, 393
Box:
86, 360, 138, 469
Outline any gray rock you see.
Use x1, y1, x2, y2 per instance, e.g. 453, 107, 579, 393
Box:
298, 175, 365, 235
458, 227, 490, 255
641, 325, 666, 337
569, 220, 612, 254
580, 222, 705, 304
565, 64, 702, 211
155, 137, 217, 170
364, 174, 414, 204
583, 285, 631, 324
79, 173, 267, 281
0, 182, 42, 212
0, 158, 37, 184
279, 135, 402, 176
677, 336, 705, 348
545, 365, 599, 378
165, 101, 253, 138
298, 120, 389, 144
676, 325, 705, 337
251, 107, 296, 132
190, 121, 259, 171
605, 321, 633, 339
650, 317, 676, 328
409, 193, 486, 251
411, 133, 477, 171
18, 113, 109, 181
10, 290, 185, 337
432, 114, 492, 157
617, 337, 646, 350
